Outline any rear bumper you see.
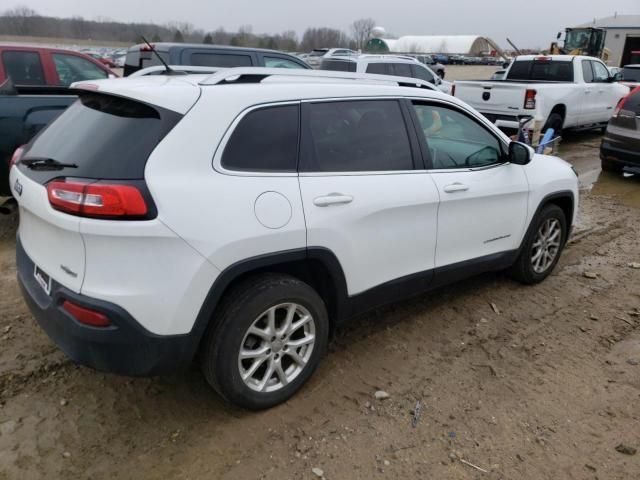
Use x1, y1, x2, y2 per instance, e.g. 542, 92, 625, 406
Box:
600, 140, 640, 168
16, 237, 198, 376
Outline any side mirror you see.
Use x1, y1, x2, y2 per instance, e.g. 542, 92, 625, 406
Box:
610, 72, 622, 82
508, 141, 532, 165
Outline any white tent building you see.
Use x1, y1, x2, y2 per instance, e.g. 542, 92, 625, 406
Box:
366, 35, 496, 56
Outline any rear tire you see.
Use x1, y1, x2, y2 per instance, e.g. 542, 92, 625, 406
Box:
543, 112, 564, 138
200, 273, 329, 410
509, 204, 567, 285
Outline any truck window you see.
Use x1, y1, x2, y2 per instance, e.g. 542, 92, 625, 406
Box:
507, 60, 574, 82
581, 61, 594, 82
590, 61, 610, 82
52, 53, 108, 86
2, 51, 45, 85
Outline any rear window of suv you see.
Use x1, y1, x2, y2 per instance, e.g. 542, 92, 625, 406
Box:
507, 60, 574, 82
22, 93, 181, 183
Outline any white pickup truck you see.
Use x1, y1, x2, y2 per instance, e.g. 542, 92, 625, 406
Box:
453, 55, 630, 133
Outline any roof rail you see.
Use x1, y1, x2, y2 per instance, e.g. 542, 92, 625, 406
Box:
198, 67, 437, 90
129, 65, 224, 77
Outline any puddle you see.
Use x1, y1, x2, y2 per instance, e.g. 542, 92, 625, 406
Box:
590, 171, 640, 209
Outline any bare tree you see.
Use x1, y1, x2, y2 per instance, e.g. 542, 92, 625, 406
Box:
4, 5, 38, 35
350, 18, 376, 51
301, 27, 350, 51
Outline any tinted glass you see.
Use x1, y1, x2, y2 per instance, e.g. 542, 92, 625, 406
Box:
591, 61, 610, 82
190, 53, 253, 67
2, 51, 45, 85
52, 53, 108, 85
264, 56, 305, 69
365, 63, 392, 75
622, 67, 640, 82
320, 59, 357, 72
22, 93, 181, 184
412, 65, 435, 83
622, 89, 640, 115
581, 60, 594, 82
507, 60, 573, 81
392, 63, 413, 77
222, 105, 299, 172
412, 103, 502, 169
302, 100, 413, 172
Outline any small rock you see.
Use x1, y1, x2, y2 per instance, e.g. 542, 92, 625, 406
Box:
585, 464, 597, 472
448, 452, 458, 461
583, 271, 598, 279
60, 399, 68, 406
627, 358, 640, 366
490, 303, 500, 314
3, 326, 11, 334
480, 318, 489, 324
383, 460, 390, 466
311, 467, 324, 477
62, 451, 71, 458
628, 262, 640, 269
590, 314, 599, 321
364, 401, 371, 409
615, 443, 637, 456
374, 390, 390, 400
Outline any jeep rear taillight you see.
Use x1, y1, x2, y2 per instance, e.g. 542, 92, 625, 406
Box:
524, 89, 537, 109
9, 145, 25, 171
47, 180, 148, 219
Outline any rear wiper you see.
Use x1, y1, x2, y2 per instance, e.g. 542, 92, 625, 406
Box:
21, 157, 78, 170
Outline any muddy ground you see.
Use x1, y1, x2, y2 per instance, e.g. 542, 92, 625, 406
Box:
1, 130, 640, 479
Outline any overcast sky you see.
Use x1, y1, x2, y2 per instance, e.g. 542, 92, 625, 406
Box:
11, 0, 640, 48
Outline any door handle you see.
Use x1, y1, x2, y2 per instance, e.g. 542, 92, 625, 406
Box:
313, 193, 353, 207
443, 183, 469, 193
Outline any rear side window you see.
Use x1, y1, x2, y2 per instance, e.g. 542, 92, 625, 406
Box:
301, 100, 413, 172
2, 51, 45, 85
23, 93, 181, 182
591, 61, 610, 82
52, 53, 108, 85
366, 63, 392, 75
507, 60, 574, 82
222, 105, 299, 172
412, 65, 435, 83
581, 61, 594, 82
320, 59, 356, 72
622, 89, 640, 115
190, 53, 253, 67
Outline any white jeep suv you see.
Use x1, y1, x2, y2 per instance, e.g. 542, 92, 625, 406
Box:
10, 68, 578, 410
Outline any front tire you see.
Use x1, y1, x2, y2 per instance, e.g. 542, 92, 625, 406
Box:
543, 113, 564, 138
201, 274, 329, 410
509, 204, 567, 284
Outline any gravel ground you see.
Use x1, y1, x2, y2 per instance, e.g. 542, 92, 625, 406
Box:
1, 122, 639, 480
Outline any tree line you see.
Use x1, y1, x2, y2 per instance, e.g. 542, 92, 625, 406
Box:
1, 6, 377, 51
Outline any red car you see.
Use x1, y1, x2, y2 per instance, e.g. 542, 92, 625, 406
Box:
0, 45, 115, 87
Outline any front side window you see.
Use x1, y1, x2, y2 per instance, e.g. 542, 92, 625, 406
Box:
591, 61, 610, 82
2, 51, 45, 85
222, 104, 299, 172
301, 100, 413, 172
264, 56, 305, 69
52, 53, 108, 85
412, 103, 503, 169
412, 64, 435, 83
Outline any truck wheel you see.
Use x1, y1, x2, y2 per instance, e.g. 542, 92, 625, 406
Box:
201, 273, 329, 410
543, 113, 563, 138
508, 204, 567, 285
601, 158, 623, 173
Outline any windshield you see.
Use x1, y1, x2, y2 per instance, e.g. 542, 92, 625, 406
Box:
622, 67, 640, 82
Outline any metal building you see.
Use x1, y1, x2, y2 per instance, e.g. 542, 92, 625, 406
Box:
576, 14, 640, 66
366, 35, 495, 56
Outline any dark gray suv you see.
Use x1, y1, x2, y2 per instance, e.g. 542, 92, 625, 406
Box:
124, 43, 310, 76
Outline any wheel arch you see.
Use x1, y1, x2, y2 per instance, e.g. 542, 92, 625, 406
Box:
548, 104, 566, 125
189, 248, 349, 355
522, 191, 575, 251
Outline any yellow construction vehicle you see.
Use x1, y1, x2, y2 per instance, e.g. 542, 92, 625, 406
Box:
550, 27, 610, 62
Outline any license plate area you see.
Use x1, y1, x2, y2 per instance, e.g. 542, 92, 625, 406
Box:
34, 265, 52, 296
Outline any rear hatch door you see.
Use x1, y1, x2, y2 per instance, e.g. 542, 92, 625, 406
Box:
11, 82, 190, 293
